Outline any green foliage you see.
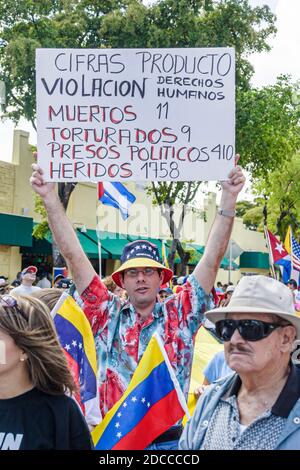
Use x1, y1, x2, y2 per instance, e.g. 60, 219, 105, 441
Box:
32, 194, 50, 239
254, 153, 300, 240
236, 198, 265, 231
0, 0, 276, 124
236, 76, 300, 178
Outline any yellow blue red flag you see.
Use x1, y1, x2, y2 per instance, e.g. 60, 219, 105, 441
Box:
92, 333, 188, 450
51, 293, 97, 404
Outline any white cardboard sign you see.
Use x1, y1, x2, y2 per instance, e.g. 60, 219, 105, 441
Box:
36, 48, 235, 182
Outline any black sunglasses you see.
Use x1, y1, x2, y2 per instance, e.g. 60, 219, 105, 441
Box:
215, 319, 285, 342
0, 295, 27, 321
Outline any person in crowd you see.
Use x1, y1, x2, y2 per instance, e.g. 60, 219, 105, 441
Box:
287, 279, 300, 305
30, 156, 245, 449
158, 287, 173, 302
194, 350, 233, 399
10, 266, 41, 296
0, 277, 10, 295
56, 278, 73, 290
102, 275, 126, 300
53, 274, 66, 288
0, 294, 92, 450
219, 285, 235, 307
36, 270, 51, 289
216, 282, 224, 294
180, 275, 300, 450
10, 272, 22, 288
32, 288, 102, 431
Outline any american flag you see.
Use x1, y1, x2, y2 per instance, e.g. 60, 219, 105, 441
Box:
291, 235, 300, 272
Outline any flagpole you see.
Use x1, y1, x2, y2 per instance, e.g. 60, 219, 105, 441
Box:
96, 212, 102, 279
264, 225, 276, 279
98, 238, 102, 279
290, 226, 294, 274
289, 226, 298, 282
49, 291, 69, 319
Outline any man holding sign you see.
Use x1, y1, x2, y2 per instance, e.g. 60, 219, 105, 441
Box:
31, 46, 244, 449
30, 156, 245, 449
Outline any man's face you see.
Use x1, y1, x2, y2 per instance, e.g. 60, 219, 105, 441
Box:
121, 267, 163, 310
159, 291, 169, 302
223, 312, 296, 375
22, 271, 36, 284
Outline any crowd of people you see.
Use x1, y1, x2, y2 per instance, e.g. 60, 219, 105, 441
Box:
1, 158, 300, 450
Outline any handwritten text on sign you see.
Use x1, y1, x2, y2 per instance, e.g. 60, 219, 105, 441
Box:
36, 48, 235, 182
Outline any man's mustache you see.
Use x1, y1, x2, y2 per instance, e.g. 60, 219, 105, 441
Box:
228, 343, 252, 354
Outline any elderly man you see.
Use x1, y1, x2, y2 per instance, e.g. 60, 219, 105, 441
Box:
179, 275, 300, 450
30, 159, 245, 449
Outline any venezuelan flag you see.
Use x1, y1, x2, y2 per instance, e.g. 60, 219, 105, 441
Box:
52, 293, 97, 404
92, 333, 188, 450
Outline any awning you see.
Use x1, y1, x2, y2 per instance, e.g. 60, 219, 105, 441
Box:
82, 230, 128, 259
240, 251, 269, 269
0, 213, 32, 247
22, 227, 109, 259
76, 230, 109, 259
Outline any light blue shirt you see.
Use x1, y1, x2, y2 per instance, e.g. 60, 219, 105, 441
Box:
203, 351, 233, 383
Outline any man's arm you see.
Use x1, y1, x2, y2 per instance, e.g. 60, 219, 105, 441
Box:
30, 163, 96, 294
193, 156, 245, 294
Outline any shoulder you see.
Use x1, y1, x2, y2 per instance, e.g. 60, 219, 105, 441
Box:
80, 274, 108, 303
10, 286, 21, 294
31, 390, 79, 412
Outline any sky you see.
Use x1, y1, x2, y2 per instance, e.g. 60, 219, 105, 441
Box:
0, 0, 299, 179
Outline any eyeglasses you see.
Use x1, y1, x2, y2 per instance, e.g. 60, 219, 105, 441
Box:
0, 295, 27, 321
124, 267, 157, 278
215, 319, 288, 342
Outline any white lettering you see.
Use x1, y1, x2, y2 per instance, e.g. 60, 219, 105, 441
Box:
1, 433, 23, 450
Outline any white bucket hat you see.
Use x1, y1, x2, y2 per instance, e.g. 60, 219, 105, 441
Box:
206, 275, 300, 339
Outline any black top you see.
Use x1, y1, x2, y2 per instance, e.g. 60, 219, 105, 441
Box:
223, 364, 300, 418
0, 388, 93, 450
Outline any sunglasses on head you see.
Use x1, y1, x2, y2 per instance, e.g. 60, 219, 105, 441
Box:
0, 295, 27, 321
215, 319, 288, 342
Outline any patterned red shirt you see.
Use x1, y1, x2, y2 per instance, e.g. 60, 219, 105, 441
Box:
81, 274, 209, 417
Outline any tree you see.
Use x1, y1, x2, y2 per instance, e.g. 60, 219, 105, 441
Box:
150, 181, 204, 272
236, 76, 300, 179
0, 0, 279, 270
236, 198, 265, 231
0, 0, 128, 266
99, 0, 277, 269
254, 153, 300, 240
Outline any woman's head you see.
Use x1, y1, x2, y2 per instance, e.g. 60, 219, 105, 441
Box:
31, 288, 63, 311
0, 294, 76, 396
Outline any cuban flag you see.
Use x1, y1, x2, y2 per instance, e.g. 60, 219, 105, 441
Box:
98, 182, 136, 220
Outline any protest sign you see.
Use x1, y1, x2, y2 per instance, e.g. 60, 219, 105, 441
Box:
36, 47, 235, 182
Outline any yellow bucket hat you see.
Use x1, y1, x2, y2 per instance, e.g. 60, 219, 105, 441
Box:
111, 240, 173, 287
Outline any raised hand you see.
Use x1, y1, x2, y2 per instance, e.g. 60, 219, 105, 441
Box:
30, 162, 56, 201
220, 154, 245, 198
